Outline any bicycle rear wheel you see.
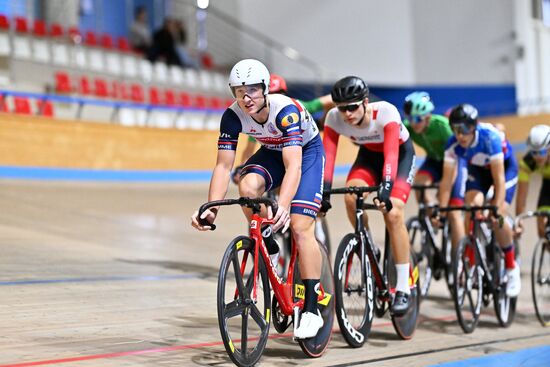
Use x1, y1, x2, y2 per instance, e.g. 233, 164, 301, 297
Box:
295, 242, 335, 357
407, 217, 433, 298
217, 236, 271, 367
493, 242, 516, 327
441, 220, 454, 296
333, 233, 374, 347
452, 237, 482, 333
387, 246, 420, 339
532, 238, 550, 326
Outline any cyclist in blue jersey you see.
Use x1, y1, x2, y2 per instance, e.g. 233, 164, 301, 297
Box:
191, 59, 325, 339
438, 104, 520, 297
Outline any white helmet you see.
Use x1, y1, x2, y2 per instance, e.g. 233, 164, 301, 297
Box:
527, 124, 550, 151
228, 59, 270, 96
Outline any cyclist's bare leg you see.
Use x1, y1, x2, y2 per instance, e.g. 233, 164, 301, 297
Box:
238, 173, 267, 220
345, 178, 370, 230
463, 190, 484, 234
384, 197, 410, 265
493, 202, 514, 248
414, 173, 433, 204
537, 215, 547, 238
448, 210, 465, 248
291, 214, 321, 278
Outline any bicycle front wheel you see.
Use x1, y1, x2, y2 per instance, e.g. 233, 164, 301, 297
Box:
407, 217, 433, 298
493, 242, 516, 327
333, 233, 373, 348
452, 237, 482, 333
532, 238, 550, 326
217, 236, 271, 367
295, 241, 335, 357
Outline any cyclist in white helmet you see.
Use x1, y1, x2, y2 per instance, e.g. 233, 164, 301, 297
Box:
516, 124, 550, 238
191, 59, 326, 339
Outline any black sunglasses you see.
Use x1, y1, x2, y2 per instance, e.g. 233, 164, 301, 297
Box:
337, 102, 362, 113
451, 123, 476, 135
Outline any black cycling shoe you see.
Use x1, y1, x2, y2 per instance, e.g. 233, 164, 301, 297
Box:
391, 291, 410, 316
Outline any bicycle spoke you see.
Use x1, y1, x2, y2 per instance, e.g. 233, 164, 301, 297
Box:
249, 303, 268, 330
231, 249, 250, 300
224, 299, 248, 319
241, 311, 249, 355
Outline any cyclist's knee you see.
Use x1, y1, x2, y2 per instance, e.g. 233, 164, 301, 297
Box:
238, 174, 265, 198
290, 216, 315, 243
385, 206, 404, 228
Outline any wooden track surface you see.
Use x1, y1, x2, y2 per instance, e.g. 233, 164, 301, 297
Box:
0, 176, 548, 366
0, 112, 548, 170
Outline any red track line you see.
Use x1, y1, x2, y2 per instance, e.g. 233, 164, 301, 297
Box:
0, 308, 532, 367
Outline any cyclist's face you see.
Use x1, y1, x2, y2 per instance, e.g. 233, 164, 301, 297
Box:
532, 148, 549, 166
337, 99, 367, 126
233, 84, 265, 114
410, 114, 430, 134
453, 128, 475, 147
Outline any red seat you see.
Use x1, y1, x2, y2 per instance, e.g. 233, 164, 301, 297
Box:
201, 53, 214, 69
94, 78, 109, 98
36, 100, 54, 117
111, 80, 128, 100
33, 19, 47, 37
149, 87, 162, 105
164, 89, 176, 106
0, 95, 8, 112
68, 26, 81, 43
55, 72, 72, 93
194, 95, 207, 109
101, 34, 113, 49
14, 17, 28, 33
179, 92, 192, 107
209, 96, 223, 110
49, 23, 64, 38
117, 37, 130, 52
130, 84, 145, 103
84, 31, 98, 46
14, 97, 31, 115
79, 76, 92, 95
0, 14, 9, 30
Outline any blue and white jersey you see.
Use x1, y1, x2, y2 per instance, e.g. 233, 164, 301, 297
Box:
217, 94, 319, 152
444, 122, 512, 168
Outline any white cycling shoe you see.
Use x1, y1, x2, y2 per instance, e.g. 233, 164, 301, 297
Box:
294, 310, 323, 339
506, 264, 521, 297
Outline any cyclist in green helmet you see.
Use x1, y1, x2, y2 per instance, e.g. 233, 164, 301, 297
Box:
403, 92, 466, 248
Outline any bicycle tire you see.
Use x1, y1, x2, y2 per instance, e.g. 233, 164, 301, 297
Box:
333, 233, 374, 347
387, 246, 421, 339
217, 236, 271, 367
441, 220, 454, 296
531, 238, 550, 326
452, 237, 482, 334
295, 241, 334, 357
406, 217, 433, 298
492, 241, 516, 327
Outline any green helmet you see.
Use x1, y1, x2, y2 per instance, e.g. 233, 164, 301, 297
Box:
409, 92, 434, 117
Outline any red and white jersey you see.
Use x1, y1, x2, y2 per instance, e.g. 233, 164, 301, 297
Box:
324, 101, 409, 151
323, 101, 409, 188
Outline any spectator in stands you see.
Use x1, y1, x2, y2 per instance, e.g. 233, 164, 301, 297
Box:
150, 17, 182, 66
173, 19, 199, 68
129, 6, 152, 55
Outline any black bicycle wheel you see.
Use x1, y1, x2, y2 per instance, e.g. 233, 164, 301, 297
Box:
295, 242, 335, 357
333, 233, 374, 347
452, 237, 482, 333
531, 239, 550, 326
406, 217, 433, 299
387, 246, 421, 339
493, 241, 516, 327
441, 220, 454, 296
217, 236, 271, 367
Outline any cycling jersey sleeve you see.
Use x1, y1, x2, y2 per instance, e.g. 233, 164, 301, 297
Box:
322, 125, 340, 190
443, 137, 459, 165
218, 108, 242, 151
275, 104, 303, 148
487, 131, 504, 161
383, 121, 400, 183
518, 153, 536, 182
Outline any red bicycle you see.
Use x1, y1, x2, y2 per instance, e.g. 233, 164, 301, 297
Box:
197, 197, 334, 367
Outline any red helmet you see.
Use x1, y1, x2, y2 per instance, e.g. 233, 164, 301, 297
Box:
269, 74, 288, 94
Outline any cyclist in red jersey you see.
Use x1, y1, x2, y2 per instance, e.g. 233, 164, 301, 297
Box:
322, 76, 416, 315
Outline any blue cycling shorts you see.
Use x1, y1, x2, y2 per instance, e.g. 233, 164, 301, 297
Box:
466, 155, 519, 204
417, 157, 467, 205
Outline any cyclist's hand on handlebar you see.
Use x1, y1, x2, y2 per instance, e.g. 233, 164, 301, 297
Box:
374, 180, 393, 213
272, 205, 290, 233
514, 219, 524, 238
191, 208, 217, 231
319, 195, 332, 216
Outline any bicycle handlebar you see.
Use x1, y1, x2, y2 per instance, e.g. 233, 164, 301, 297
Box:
411, 183, 440, 191
326, 186, 380, 195
197, 197, 278, 231
515, 210, 550, 227
434, 205, 502, 226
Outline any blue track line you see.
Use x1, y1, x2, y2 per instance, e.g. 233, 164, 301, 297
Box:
429, 345, 550, 367
0, 273, 204, 286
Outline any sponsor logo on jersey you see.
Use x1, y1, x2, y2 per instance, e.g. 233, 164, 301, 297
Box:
281, 112, 299, 127
268, 123, 278, 135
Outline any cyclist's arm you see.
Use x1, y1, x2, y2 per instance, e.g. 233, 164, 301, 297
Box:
208, 150, 236, 201
322, 125, 340, 191
489, 157, 506, 213
438, 160, 456, 207
279, 146, 301, 209
382, 121, 400, 183
515, 160, 531, 215
238, 137, 258, 165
